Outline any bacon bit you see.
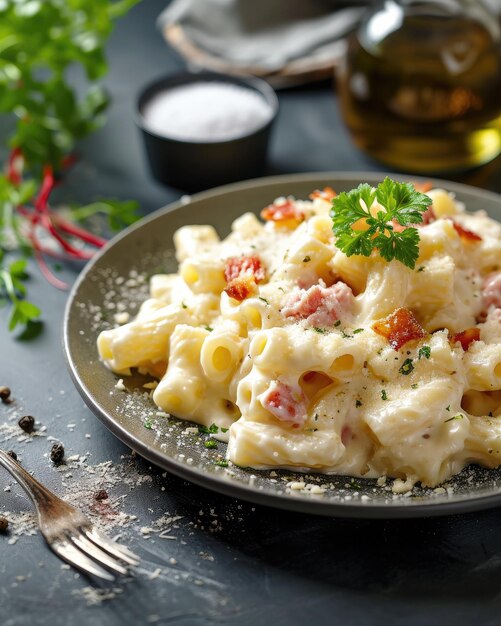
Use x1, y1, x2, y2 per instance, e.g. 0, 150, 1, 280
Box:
225, 274, 257, 301
309, 187, 337, 201
372, 308, 427, 351
261, 200, 304, 226
260, 381, 307, 428
451, 328, 480, 351
412, 181, 433, 193
224, 255, 266, 301
283, 281, 354, 327
451, 221, 482, 242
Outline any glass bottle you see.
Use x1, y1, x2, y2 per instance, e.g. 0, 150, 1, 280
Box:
337, 0, 501, 173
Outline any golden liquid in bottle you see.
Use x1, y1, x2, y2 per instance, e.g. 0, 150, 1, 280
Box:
337, 13, 501, 173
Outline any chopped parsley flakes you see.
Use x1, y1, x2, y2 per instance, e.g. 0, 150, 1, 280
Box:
444, 414, 464, 423
381, 389, 388, 401
418, 345, 431, 360
399, 358, 414, 375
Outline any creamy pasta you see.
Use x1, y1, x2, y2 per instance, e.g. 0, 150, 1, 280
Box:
97, 183, 501, 490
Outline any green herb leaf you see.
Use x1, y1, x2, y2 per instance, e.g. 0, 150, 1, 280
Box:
418, 346, 431, 360
444, 414, 464, 423
331, 178, 431, 269
204, 440, 218, 449
399, 358, 414, 375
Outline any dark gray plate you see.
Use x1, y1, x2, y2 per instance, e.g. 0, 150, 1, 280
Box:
64, 172, 501, 518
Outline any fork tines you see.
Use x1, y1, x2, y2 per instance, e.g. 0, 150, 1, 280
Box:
51, 527, 140, 581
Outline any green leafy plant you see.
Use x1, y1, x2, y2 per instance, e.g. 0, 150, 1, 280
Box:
331, 178, 432, 269
0, 0, 140, 332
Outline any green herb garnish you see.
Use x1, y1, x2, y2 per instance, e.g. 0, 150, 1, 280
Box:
418, 346, 431, 360
399, 358, 414, 375
353, 328, 364, 334
204, 440, 218, 449
355, 399, 363, 407
303, 256, 311, 263
444, 414, 464, 423
215, 460, 229, 467
258, 296, 269, 305
0, 0, 139, 333
312, 327, 326, 334
199, 424, 219, 434
381, 389, 388, 401
331, 178, 431, 269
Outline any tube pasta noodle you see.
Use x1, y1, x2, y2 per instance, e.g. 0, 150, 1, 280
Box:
97, 184, 501, 490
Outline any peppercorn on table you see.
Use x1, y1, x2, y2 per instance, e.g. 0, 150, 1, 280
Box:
1, 1, 501, 625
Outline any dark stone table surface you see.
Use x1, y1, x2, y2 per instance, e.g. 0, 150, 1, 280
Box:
2, 2, 501, 625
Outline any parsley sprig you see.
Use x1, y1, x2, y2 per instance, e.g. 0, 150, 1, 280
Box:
0, 0, 140, 334
331, 178, 431, 269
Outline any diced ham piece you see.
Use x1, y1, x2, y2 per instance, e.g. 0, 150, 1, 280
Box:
260, 380, 307, 428
261, 200, 304, 226
450, 328, 480, 351
224, 255, 266, 302
372, 307, 427, 351
282, 281, 354, 327
451, 220, 482, 242
309, 186, 337, 201
224, 256, 266, 283
483, 272, 501, 311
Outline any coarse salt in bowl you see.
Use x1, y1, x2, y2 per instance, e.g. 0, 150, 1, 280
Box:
136, 72, 279, 190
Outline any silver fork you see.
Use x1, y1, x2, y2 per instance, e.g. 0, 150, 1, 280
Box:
0, 449, 139, 581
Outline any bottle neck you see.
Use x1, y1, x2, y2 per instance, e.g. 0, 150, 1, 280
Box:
363, 0, 500, 43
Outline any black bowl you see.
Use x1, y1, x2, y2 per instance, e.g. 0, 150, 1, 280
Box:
135, 71, 279, 191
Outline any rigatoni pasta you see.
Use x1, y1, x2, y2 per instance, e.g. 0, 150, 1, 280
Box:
97, 183, 501, 490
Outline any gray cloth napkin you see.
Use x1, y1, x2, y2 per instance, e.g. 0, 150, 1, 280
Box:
158, 0, 501, 74
158, 0, 369, 72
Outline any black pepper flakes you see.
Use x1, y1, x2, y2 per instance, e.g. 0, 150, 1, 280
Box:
0, 386, 11, 404
94, 490, 109, 501
6, 450, 17, 461
50, 442, 65, 465
0, 516, 8, 533
18, 415, 35, 433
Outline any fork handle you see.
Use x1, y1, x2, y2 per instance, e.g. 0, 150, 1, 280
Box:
0, 448, 73, 517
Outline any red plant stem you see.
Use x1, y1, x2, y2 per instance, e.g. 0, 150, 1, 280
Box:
8, 152, 107, 291
34, 165, 96, 260
35, 165, 55, 211
28, 227, 69, 290
51, 213, 107, 247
